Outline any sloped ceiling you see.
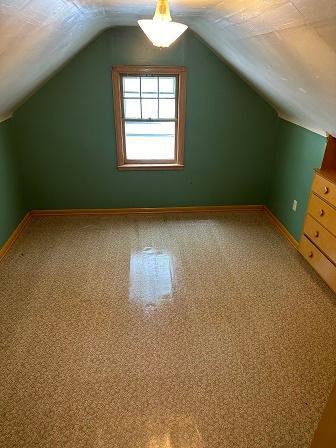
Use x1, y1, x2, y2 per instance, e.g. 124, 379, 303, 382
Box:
0, 0, 335, 136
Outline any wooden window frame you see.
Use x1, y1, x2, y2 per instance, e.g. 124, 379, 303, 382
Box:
112, 65, 186, 170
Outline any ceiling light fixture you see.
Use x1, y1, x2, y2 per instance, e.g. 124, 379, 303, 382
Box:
138, 0, 188, 48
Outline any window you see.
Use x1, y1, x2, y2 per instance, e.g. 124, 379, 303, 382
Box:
112, 66, 186, 170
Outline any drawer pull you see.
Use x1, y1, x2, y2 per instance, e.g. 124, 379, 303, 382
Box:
320, 209, 325, 217
314, 230, 319, 238
308, 251, 314, 258
324, 186, 329, 194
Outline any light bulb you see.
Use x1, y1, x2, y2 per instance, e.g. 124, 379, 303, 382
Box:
138, 0, 188, 48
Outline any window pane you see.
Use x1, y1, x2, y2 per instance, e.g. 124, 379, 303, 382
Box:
124, 99, 141, 119
125, 121, 175, 160
141, 77, 158, 98
159, 77, 175, 98
123, 77, 140, 98
159, 99, 175, 119
142, 98, 158, 119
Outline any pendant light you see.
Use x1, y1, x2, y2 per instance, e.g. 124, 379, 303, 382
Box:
138, 0, 188, 48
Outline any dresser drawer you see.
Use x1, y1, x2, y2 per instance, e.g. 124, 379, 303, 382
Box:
303, 214, 336, 264
308, 193, 336, 236
312, 173, 336, 206
299, 236, 336, 292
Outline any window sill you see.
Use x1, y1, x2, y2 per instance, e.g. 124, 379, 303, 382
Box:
117, 163, 184, 171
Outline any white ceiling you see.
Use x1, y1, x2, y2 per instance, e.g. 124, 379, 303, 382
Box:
0, 0, 335, 136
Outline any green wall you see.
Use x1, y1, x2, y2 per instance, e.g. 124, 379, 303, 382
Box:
0, 120, 27, 247
11, 27, 278, 210
2, 27, 328, 247
268, 119, 326, 241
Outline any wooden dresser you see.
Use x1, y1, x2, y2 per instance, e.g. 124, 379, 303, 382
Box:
299, 135, 336, 293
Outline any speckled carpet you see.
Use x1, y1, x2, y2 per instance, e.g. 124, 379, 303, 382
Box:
0, 212, 336, 448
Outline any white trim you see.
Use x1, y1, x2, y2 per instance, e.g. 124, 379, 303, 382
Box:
278, 113, 327, 138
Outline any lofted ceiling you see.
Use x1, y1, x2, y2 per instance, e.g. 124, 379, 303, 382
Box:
0, 0, 335, 136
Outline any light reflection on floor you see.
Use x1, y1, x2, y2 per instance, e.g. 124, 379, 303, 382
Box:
2, 213, 336, 447
129, 247, 173, 306
146, 415, 204, 448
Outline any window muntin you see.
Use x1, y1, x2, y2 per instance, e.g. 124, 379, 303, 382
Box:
112, 66, 186, 170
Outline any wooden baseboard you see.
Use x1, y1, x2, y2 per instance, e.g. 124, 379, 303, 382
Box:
31, 205, 264, 216
1, 206, 298, 262
264, 206, 299, 249
0, 212, 31, 262
31, 206, 298, 249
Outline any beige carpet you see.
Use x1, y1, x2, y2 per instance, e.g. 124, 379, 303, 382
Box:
0, 212, 336, 448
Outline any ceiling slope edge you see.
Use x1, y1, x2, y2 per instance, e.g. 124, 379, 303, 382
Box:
0, 113, 13, 124
0, 23, 109, 123
278, 114, 327, 138
191, 31, 279, 112
1, 1, 335, 138
191, 31, 329, 139
188, 9, 336, 139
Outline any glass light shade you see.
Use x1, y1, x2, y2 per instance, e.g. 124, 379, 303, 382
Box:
138, 19, 188, 48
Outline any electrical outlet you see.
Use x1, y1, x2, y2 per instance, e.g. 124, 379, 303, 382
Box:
292, 200, 298, 211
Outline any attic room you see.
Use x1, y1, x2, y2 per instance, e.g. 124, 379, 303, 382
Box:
1, 0, 336, 446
